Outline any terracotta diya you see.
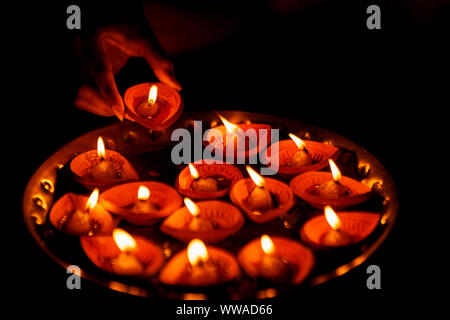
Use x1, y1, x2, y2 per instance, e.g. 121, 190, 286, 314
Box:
263, 133, 341, 178
49, 188, 114, 236
203, 114, 271, 161
124, 82, 183, 130
70, 136, 139, 190
81, 228, 164, 277
237, 235, 314, 284
99, 181, 182, 226
175, 159, 243, 199
300, 206, 381, 248
230, 166, 295, 223
290, 159, 372, 209
160, 197, 244, 244
159, 239, 240, 286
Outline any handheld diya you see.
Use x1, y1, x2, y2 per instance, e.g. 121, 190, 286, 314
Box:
99, 181, 182, 226
263, 133, 341, 178
237, 235, 314, 284
300, 206, 381, 248
160, 197, 244, 244
159, 239, 240, 287
49, 188, 114, 236
124, 82, 183, 130
203, 114, 271, 161
81, 228, 164, 277
175, 160, 243, 199
70, 136, 139, 190
290, 159, 372, 209
230, 166, 295, 223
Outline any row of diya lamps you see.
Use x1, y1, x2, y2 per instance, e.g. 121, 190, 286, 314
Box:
48, 82, 381, 287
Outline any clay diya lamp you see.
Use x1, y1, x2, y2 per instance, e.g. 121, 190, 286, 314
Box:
81, 228, 164, 277
49, 188, 114, 236
159, 239, 240, 286
290, 159, 372, 209
70, 136, 139, 190
203, 114, 272, 162
300, 206, 381, 248
175, 160, 243, 199
229, 166, 295, 223
263, 133, 341, 178
124, 82, 183, 130
160, 197, 244, 244
99, 181, 182, 226
238, 235, 314, 284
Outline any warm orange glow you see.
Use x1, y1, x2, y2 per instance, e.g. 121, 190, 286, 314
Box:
184, 197, 200, 217
85, 188, 99, 212
288, 133, 306, 150
137, 185, 150, 201
97, 136, 106, 160
217, 113, 238, 134
188, 163, 200, 179
113, 228, 137, 252
187, 239, 209, 266
260, 234, 275, 255
246, 166, 265, 188
328, 159, 342, 182
148, 85, 158, 105
324, 205, 342, 230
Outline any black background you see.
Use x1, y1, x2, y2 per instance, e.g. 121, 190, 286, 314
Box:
6, 0, 448, 317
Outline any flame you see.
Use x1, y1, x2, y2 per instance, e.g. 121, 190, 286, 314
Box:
246, 166, 265, 188
187, 239, 209, 266
324, 205, 342, 230
288, 133, 306, 150
328, 159, 342, 182
85, 188, 99, 212
184, 197, 200, 217
137, 185, 150, 201
113, 228, 137, 252
188, 163, 200, 179
97, 136, 106, 160
148, 85, 158, 105
217, 113, 238, 134
260, 234, 275, 255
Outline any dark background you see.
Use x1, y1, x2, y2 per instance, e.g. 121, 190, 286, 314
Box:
7, 0, 448, 316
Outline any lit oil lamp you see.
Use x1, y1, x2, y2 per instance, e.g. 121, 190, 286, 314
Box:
263, 133, 341, 178
203, 113, 271, 161
290, 159, 373, 209
49, 188, 114, 236
160, 198, 244, 244
237, 235, 314, 285
230, 166, 295, 223
99, 181, 182, 226
300, 206, 381, 248
124, 82, 183, 130
159, 239, 240, 286
175, 160, 243, 199
70, 136, 139, 190
80, 227, 164, 277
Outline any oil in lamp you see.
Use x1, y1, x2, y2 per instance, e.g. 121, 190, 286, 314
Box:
230, 166, 295, 223
320, 206, 352, 246
159, 239, 240, 286
124, 82, 183, 130
160, 199, 244, 243
288, 133, 312, 168
80, 227, 164, 277
91, 136, 119, 180
135, 85, 159, 118
237, 236, 314, 285
49, 188, 114, 236
175, 160, 243, 199
99, 181, 182, 226
315, 159, 349, 198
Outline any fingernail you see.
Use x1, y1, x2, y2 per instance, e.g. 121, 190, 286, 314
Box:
112, 105, 124, 122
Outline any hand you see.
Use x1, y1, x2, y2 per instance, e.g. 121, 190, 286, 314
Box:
74, 23, 182, 120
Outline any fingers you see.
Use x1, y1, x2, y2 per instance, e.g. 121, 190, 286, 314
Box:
151, 58, 183, 92
74, 85, 115, 117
